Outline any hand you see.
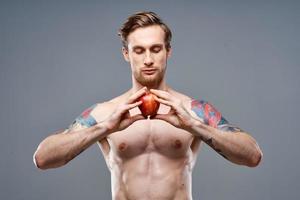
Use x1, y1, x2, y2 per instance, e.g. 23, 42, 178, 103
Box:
103, 87, 147, 133
150, 89, 197, 131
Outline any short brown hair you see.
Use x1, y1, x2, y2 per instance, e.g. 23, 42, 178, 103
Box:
118, 11, 172, 50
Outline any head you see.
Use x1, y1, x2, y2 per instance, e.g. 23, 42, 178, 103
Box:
118, 11, 172, 88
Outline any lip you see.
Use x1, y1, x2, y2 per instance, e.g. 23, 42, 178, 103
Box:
142, 68, 157, 75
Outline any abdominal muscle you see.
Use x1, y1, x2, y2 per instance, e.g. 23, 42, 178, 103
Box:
110, 151, 193, 200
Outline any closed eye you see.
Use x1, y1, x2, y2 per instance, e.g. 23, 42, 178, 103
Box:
151, 46, 162, 53
133, 47, 144, 54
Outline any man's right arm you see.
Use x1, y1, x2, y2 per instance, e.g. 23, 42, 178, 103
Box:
33, 87, 147, 170
33, 104, 110, 170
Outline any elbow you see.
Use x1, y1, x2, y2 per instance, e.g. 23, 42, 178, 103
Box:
33, 148, 69, 170
33, 145, 58, 170
33, 149, 48, 170
247, 148, 263, 168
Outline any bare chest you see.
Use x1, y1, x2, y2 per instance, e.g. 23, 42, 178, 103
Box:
107, 107, 194, 160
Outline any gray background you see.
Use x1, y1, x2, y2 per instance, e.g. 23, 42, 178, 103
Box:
1, 0, 299, 199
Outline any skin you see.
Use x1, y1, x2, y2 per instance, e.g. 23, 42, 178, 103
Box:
33, 25, 263, 200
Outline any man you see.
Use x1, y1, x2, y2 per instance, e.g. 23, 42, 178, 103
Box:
33, 11, 263, 200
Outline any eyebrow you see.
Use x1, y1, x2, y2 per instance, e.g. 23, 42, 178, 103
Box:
132, 44, 164, 50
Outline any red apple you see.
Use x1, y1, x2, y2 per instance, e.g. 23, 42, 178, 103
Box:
138, 92, 160, 118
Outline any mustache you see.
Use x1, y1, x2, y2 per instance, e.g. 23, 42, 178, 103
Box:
141, 67, 158, 71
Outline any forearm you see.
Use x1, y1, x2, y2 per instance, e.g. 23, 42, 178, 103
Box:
189, 119, 262, 167
33, 122, 109, 170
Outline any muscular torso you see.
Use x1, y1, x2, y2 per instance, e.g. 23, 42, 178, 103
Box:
93, 89, 201, 200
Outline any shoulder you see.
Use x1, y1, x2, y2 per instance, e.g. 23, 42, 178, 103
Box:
187, 98, 229, 127
62, 102, 105, 133
168, 88, 203, 115
90, 91, 132, 121
166, 87, 215, 106
184, 98, 221, 115
173, 90, 223, 122
167, 88, 230, 128
167, 88, 192, 102
64, 95, 123, 133
90, 101, 116, 121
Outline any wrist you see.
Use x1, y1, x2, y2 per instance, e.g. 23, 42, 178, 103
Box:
94, 121, 111, 138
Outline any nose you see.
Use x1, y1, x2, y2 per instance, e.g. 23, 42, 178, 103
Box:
144, 52, 154, 66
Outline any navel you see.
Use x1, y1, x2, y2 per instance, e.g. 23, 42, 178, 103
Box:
173, 139, 182, 149
118, 142, 127, 152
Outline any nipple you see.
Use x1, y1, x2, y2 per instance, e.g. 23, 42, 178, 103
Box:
173, 139, 182, 149
118, 142, 127, 152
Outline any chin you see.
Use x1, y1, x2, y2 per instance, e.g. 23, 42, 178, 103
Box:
140, 81, 157, 88
134, 70, 165, 87
140, 76, 161, 86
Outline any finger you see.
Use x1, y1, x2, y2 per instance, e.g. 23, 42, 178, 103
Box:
168, 108, 176, 115
120, 113, 145, 130
127, 87, 147, 104
123, 111, 131, 118
123, 114, 145, 128
118, 100, 143, 117
150, 89, 171, 100
130, 114, 145, 122
126, 100, 143, 110
153, 113, 172, 123
154, 96, 174, 107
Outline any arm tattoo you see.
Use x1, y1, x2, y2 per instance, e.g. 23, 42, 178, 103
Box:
205, 137, 228, 159
218, 124, 243, 132
69, 104, 97, 129
191, 99, 243, 132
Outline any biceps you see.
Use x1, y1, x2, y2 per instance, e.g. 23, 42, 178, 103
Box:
191, 99, 224, 127
191, 99, 242, 132
63, 104, 98, 133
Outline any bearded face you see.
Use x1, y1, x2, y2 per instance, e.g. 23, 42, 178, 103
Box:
122, 25, 171, 88
131, 57, 167, 88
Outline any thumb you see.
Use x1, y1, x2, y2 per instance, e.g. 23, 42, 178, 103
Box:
153, 113, 172, 123
153, 107, 176, 122
130, 114, 145, 123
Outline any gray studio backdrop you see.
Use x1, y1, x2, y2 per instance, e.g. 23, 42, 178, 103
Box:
1, 0, 299, 199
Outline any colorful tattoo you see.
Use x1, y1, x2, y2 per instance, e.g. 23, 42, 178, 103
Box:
191, 100, 225, 128
71, 104, 97, 128
191, 99, 242, 132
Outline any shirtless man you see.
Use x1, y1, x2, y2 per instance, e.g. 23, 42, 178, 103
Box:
33, 11, 263, 200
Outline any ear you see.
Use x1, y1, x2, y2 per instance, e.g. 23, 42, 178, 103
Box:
122, 47, 130, 62
167, 47, 172, 58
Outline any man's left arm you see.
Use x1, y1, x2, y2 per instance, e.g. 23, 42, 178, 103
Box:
150, 89, 263, 167
188, 99, 262, 167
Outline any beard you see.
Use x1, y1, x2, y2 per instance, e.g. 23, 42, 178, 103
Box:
133, 67, 166, 88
